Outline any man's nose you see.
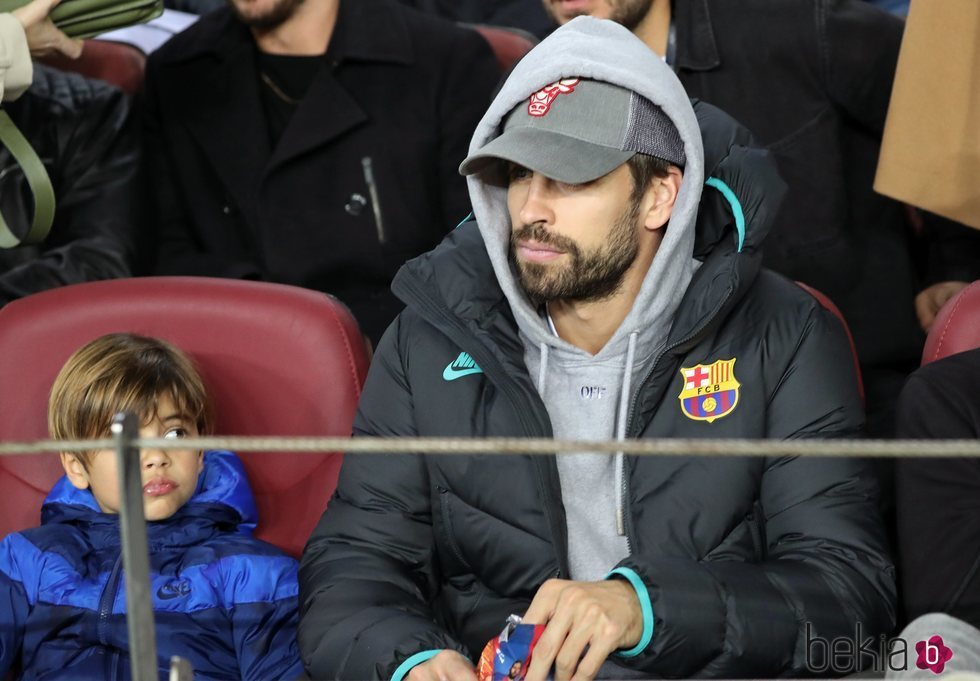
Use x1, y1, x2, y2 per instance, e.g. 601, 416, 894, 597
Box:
518, 173, 555, 227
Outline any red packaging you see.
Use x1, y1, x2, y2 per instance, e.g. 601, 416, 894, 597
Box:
477, 615, 551, 681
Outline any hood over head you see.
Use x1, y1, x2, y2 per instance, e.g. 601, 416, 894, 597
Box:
459, 16, 705, 361
42, 450, 259, 543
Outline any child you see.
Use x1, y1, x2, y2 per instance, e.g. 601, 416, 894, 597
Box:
0, 333, 304, 680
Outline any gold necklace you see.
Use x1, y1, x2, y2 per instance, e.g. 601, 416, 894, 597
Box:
260, 72, 300, 105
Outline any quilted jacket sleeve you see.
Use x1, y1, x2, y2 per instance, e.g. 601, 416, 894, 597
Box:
298, 314, 468, 680
613, 305, 896, 677
0, 534, 36, 676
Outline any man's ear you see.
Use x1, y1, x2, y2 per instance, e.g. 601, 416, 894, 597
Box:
196, 450, 204, 474
60, 452, 91, 490
642, 166, 683, 233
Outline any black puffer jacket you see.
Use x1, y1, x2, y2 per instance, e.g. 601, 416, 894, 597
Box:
0, 65, 144, 305
299, 102, 896, 679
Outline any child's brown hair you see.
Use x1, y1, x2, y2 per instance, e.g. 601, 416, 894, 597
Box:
49, 334, 213, 451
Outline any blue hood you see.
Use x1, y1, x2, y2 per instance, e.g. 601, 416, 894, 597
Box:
41, 450, 259, 543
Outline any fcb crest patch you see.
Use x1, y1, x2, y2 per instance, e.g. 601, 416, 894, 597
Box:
678, 358, 740, 423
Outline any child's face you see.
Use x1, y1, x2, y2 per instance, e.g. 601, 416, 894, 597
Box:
61, 394, 204, 522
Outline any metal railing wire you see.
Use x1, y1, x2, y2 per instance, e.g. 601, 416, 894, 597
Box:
3, 435, 980, 458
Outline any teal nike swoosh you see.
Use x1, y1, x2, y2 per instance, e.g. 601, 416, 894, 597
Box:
443, 352, 483, 381
443, 365, 483, 381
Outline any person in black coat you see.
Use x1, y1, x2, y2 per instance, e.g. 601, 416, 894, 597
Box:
143, 0, 500, 346
896, 347, 980, 628
299, 19, 895, 680
0, 65, 144, 305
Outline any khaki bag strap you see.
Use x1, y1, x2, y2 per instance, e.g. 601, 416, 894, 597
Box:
0, 109, 55, 248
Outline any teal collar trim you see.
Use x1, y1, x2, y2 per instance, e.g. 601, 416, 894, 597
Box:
454, 211, 474, 230
705, 176, 746, 253
606, 566, 655, 658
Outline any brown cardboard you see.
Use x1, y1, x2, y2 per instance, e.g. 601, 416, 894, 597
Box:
875, 0, 980, 230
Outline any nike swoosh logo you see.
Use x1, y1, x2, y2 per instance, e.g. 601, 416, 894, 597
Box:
443, 352, 483, 381
443, 365, 484, 381
156, 580, 191, 600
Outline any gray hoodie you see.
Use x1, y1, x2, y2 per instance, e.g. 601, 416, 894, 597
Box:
465, 17, 706, 586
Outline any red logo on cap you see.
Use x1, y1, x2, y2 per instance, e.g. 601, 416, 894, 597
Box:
528, 78, 581, 117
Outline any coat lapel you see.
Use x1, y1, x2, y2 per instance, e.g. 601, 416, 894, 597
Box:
265, 68, 368, 172
180, 37, 271, 216
264, 0, 415, 173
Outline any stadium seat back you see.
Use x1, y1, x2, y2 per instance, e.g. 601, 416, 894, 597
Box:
40, 40, 146, 94
922, 280, 980, 364
795, 281, 865, 403
471, 24, 536, 71
0, 277, 369, 557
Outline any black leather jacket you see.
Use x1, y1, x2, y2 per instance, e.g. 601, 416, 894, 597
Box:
0, 64, 145, 306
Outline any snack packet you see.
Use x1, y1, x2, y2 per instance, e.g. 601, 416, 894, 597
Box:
477, 614, 551, 681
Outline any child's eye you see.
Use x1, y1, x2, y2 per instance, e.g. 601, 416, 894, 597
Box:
163, 427, 189, 440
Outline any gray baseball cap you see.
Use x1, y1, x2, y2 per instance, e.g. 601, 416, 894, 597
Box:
459, 78, 686, 184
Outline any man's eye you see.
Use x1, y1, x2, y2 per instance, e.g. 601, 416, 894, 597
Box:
508, 164, 531, 181
163, 427, 188, 440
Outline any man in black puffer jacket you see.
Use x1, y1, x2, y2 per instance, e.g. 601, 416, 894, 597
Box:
0, 64, 144, 303
299, 18, 896, 681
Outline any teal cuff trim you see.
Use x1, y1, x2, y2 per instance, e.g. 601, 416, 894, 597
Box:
606, 567, 655, 658
705, 177, 746, 253
391, 649, 442, 681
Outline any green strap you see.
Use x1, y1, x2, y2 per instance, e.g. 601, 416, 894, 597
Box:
0, 109, 55, 248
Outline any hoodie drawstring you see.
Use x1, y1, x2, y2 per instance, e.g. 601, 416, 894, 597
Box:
615, 331, 638, 537
537, 342, 549, 398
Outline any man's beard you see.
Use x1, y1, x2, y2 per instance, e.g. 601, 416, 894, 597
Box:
609, 0, 656, 31
556, 0, 654, 31
229, 0, 304, 30
509, 200, 641, 306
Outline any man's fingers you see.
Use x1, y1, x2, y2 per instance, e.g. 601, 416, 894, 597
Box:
526, 596, 576, 681
552, 614, 594, 681
916, 281, 969, 332
523, 578, 565, 625
914, 289, 938, 332
525, 623, 567, 681
570, 640, 613, 681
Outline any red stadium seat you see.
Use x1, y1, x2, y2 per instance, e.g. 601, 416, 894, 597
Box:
471, 24, 536, 72
795, 281, 865, 403
0, 277, 369, 557
922, 280, 980, 365
39, 40, 146, 95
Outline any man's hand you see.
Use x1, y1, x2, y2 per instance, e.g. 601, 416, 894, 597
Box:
406, 650, 477, 681
522, 578, 643, 681
12, 0, 83, 59
915, 281, 969, 332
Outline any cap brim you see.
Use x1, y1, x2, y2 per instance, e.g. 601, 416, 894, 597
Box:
459, 127, 635, 185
